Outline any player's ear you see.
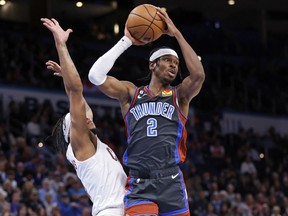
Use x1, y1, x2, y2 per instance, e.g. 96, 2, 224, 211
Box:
149, 62, 156, 70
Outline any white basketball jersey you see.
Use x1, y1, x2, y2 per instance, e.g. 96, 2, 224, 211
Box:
66, 138, 127, 216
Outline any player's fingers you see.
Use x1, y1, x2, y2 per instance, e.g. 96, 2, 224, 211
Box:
54, 62, 60, 67
156, 11, 167, 23
157, 8, 167, 16
47, 66, 54, 71
40, 18, 47, 23
46, 62, 55, 68
42, 18, 54, 26
67, 29, 73, 34
46, 64, 53, 69
162, 30, 169, 35
53, 73, 62, 77
40, 18, 50, 23
46, 60, 54, 64
51, 18, 59, 26
42, 22, 50, 29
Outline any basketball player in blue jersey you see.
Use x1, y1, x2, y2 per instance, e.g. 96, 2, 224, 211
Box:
41, 18, 127, 216
88, 8, 205, 216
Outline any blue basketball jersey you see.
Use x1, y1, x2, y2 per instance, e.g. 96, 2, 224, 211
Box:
123, 86, 187, 171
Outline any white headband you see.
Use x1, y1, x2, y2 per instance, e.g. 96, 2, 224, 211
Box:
63, 113, 71, 143
149, 48, 178, 61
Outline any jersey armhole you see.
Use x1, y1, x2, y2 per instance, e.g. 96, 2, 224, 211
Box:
173, 87, 188, 119
123, 86, 139, 119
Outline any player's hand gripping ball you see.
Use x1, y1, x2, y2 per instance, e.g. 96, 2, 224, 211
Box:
126, 4, 166, 44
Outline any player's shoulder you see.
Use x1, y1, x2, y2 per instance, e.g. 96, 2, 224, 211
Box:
120, 80, 138, 96
121, 80, 137, 88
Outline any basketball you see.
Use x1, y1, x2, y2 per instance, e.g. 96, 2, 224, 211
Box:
126, 4, 166, 44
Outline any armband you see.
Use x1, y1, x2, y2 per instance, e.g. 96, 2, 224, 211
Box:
88, 36, 132, 86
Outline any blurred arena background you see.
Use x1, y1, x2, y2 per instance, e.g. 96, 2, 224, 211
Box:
0, 0, 288, 215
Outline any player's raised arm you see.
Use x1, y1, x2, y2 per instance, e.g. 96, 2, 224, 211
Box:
46, 60, 94, 121
41, 18, 95, 160
157, 9, 205, 114
88, 34, 133, 93
88, 20, 148, 116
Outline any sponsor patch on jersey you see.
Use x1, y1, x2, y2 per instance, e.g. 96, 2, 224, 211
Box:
162, 90, 172, 97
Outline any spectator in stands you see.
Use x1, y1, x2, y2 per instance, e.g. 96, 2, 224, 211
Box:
10, 190, 22, 215
219, 200, 231, 216
5, 169, 17, 191
24, 188, 46, 216
202, 203, 217, 216
1, 201, 11, 216
77, 194, 92, 215
57, 192, 80, 216
43, 193, 58, 216
271, 205, 281, 216
50, 206, 61, 216
190, 190, 209, 215
2, 179, 14, 201
38, 178, 57, 206
17, 204, 29, 216
211, 191, 222, 214
232, 193, 252, 216
209, 137, 226, 175
0, 122, 15, 153
49, 172, 64, 195
14, 161, 25, 188
283, 197, 288, 215
26, 113, 41, 144
261, 203, 271, 216
0, 187, 8, 213
226, 183, 236, 203
21, 180, 34, 200
0, 161, 7, 185
240, 155, 257, 176
67, 178, 86, 203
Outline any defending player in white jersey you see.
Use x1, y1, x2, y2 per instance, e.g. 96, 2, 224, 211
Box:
41, 18, 127, 216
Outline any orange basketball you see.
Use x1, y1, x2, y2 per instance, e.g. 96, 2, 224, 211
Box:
126, 4, 166, 44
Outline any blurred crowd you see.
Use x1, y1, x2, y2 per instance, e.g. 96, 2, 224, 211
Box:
0, 17, 288, 215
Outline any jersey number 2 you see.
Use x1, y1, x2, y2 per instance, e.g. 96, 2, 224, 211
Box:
147, 118, 157, 137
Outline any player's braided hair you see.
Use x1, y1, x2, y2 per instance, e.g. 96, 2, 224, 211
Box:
51, 115, 69, 155
49, 115, 99, 155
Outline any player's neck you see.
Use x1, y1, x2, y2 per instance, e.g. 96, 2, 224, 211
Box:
148, 82, 170, 96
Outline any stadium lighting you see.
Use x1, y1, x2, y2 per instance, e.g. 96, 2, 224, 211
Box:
0, 0, 6, 6
228, 0, 236, 6
76, 1, 83, 8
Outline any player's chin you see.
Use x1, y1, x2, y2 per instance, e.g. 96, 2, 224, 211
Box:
167, 73, 177, 81
163, 77, 175, 85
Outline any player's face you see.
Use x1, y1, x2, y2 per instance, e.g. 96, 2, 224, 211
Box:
155, 55, 179, 84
